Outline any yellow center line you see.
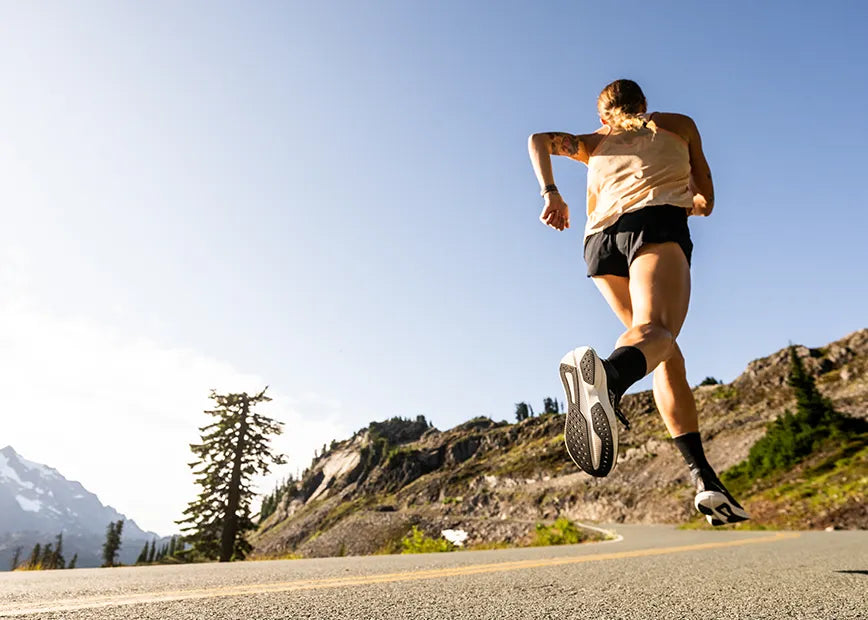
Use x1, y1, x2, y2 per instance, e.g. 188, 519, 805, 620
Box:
0, 532, 800, 616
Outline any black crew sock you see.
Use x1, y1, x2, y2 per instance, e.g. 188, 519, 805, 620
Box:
674, 432, 743, 507
602, 346, 647, 397
672, 431, 712, 472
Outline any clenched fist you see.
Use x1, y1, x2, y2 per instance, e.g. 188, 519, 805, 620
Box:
540, 192, 570, 231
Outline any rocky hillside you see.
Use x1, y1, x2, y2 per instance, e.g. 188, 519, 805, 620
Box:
250, 329, 868, 559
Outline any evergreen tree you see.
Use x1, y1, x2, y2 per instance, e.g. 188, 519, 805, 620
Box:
259, 493, 273, 524
725, 346, 866, 482
168, 536, 177, 557
68, 553, 78, 569
178, 388, 286, 562
40, 543, 54, 569
136, 542, 149, 564
543, 397, 558, 414
147, 539, 156, 563
514, 402, 529, 422
787, 347, 838, 426
101, 520, 124, 567
27, 543, 41, 569
10, 547, 22, 571
51, 533, 65, 570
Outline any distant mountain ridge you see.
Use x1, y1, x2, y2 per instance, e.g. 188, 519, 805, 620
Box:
0, 446, 163, 569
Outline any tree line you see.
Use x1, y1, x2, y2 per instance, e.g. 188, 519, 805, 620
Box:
10, 533, 76, 571
134, 535, 183, 565
514, 396, 562, 422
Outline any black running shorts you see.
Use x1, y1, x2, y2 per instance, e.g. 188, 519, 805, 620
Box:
583, 204, 693, 278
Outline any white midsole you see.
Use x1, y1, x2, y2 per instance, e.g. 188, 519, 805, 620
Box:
561, 346, 619, 471
695, 490, 750, 522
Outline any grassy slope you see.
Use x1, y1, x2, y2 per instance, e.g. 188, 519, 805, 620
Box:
682, 434, 867, 530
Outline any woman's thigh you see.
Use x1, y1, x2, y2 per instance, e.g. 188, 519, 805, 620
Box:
591, 274, 633, 328
628, 242, 691, 337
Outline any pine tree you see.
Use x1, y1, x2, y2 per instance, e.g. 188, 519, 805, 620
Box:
68, 553, 78, 569
787, 347, 837, 427
10, 547, 22, 571
51, 533, 65, 570
178, 388, 285, 562
147, 539, 156, 563
168, 536, 177, 557
726, 346, 866, 482
543, 397, 558, 414
40, 543, 54, 569
136, 542, 149, 564
101, 520, 124, 567
27, 543, 41, 569
259, 494, 273, 524
514, 402, 529, 422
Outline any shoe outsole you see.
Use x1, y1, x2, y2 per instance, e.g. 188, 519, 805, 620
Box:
695, 490, 750, 526
561, 347, 618, 477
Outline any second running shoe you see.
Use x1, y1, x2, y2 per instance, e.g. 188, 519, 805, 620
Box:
692, 469, 750, 526
560, 346, 628, 477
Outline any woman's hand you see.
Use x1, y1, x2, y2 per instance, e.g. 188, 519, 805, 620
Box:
540, 192, 570, 230
690, 193, 713, 217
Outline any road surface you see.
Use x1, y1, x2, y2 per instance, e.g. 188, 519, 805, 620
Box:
0, 525, 865, 619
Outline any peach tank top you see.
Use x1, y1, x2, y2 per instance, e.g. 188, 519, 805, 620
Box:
585, 117, 693, 237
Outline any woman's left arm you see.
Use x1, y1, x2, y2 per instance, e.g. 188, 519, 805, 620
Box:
527, 132, 588, 231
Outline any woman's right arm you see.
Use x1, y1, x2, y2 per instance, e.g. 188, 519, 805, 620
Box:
684, 118, 714, 216
527, 132, 588, 231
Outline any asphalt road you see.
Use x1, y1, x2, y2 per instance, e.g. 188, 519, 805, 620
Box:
1, 525, 865, 619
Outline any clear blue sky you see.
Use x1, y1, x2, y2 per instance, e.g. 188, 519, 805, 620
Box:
2, 1, 867, 533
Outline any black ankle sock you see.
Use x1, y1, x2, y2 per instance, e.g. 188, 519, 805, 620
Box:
602, 346, 647, 397
673, 431, 712, 472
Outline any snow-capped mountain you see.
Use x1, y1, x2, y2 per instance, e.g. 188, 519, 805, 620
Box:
0, 445, 166, 569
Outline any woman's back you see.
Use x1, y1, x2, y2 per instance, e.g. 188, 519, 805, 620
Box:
585, 113, 694, 235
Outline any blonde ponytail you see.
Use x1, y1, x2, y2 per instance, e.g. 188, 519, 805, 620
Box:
603, 107, 655, 132
597, 79, 654, 132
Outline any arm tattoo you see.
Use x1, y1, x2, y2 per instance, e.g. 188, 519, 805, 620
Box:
544, 132, 583, 158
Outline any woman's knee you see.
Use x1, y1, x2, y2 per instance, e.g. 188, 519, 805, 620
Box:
630, 320, 674, 342
630, 321, 676, 356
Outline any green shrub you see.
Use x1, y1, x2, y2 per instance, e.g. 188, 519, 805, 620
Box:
723, 346, 868, 487
531, 517, 587, 546
699, 377, 721, 386
400, 526, 455, 554
710, 385, 738, 400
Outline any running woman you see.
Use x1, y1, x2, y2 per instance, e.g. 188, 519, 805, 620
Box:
527, 79, 748, 526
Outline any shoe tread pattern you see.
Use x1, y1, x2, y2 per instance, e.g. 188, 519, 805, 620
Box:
580, 349, 596, 384
561, 363, 594, 473
590, 403, 613, 475
561, 358, 614, 478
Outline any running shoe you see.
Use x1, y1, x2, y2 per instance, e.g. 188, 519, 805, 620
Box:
560, 346, 629, 477
692, 468, 750, 526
